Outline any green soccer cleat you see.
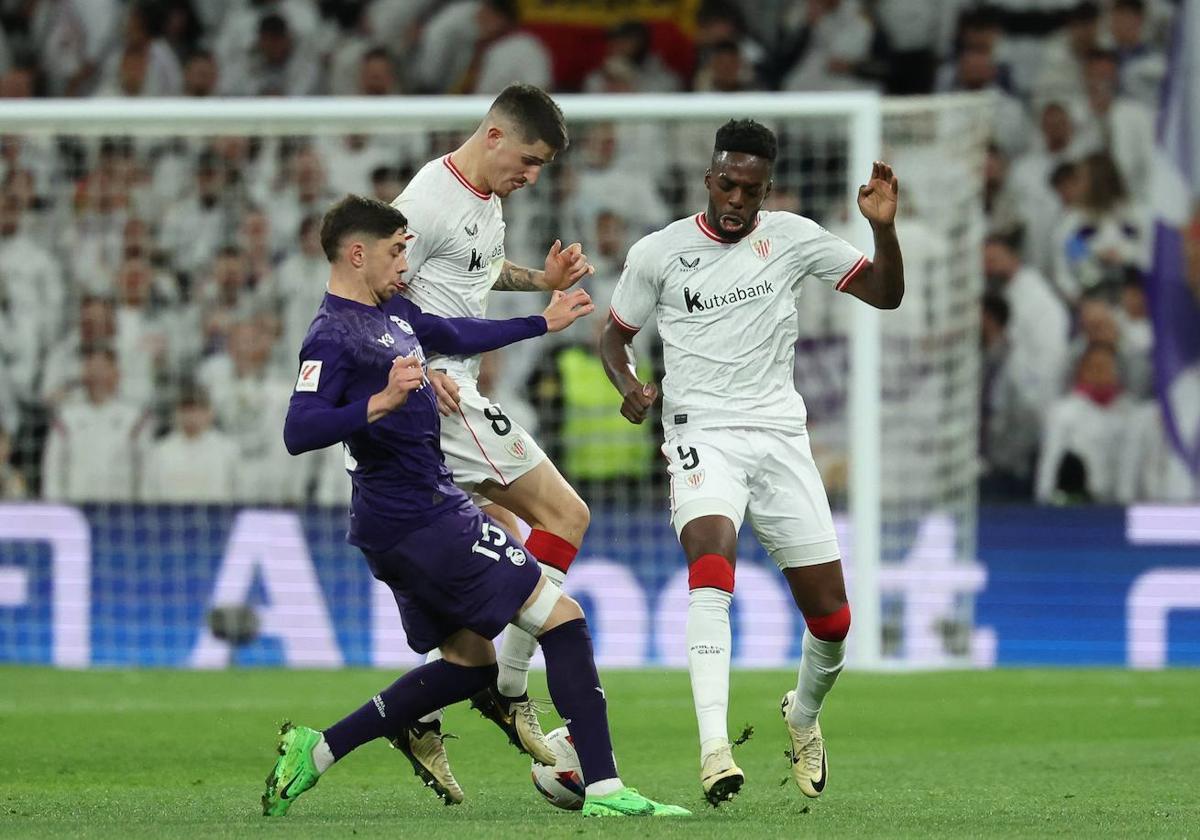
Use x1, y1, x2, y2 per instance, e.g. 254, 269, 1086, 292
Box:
581, 787, 692, 817
262, 721, 322, 816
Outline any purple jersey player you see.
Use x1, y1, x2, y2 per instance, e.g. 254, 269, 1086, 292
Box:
261, 195, 688, 819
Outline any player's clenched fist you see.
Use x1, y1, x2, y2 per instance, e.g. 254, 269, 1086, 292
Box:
621, 381, 658, 424
542, 289, 595, 332
428, 369, 461, 417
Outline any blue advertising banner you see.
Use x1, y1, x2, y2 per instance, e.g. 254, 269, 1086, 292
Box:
0, 503, 1197, 669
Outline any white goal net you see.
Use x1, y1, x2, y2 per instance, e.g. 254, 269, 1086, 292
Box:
0, 92, 988, 670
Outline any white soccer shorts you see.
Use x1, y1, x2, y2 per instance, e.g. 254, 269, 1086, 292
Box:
663, 426, 841, 569
439, 379, 546, 506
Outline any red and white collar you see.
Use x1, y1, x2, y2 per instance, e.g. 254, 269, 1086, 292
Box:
443, 155, 491, 200
695, 212, 760, 243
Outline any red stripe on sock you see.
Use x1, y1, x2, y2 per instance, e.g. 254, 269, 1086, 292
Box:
805, 603, 851, 641
526, 529, 578, 574
688, 553, 734, 593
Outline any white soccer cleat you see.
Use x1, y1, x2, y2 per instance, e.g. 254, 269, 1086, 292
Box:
781, 690, 827, 798
391, 722, 465, 805
700, 742, 745, 806
469, 686, 557, 766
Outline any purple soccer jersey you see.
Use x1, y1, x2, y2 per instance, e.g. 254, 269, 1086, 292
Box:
284, 292, 546, 551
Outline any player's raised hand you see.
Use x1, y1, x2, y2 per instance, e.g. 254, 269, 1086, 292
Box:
621, 381, 658, 424
428, 369, 461, 416
543, 288, 595, 332
857, 161, 899, 227
543, 239, 595, 290
382, 355, 425, 409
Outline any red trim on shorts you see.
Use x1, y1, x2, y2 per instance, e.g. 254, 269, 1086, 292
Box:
443, 155, 491, 200
694, 212, 759, 243
835, 255, 869, 292
526, 529, 578, 573
688, 553, 735, 593
608, 307, 639, 334
805, 603, 851, 642
456, 405, 508, 484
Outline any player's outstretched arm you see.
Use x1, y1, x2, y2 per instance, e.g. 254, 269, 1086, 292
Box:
599, 315, 657, 424
846, 161, 905, 310
491, 240, 595, 292
408, 290, 593, 356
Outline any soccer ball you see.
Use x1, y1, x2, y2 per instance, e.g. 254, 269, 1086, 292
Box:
530, 726, 585, 810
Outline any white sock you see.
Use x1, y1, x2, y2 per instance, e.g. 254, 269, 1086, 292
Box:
417, 648, 444, 725
585, 777, 624, 797
312, 735, 335, 774
788, 630, 845, 729
687, 587, 732, 759
496, 562, 565, 698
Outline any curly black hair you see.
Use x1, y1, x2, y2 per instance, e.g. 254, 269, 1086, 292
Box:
713, 119, 777, 163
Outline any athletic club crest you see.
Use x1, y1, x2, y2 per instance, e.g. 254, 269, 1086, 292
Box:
506, 437, 528, 460
751, 238, 771, 260
685, 470, 705, 489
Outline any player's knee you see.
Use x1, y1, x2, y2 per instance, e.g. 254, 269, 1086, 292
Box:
804, 602, 851, 642
688, 553, 735, 593
555, 494, 590, 542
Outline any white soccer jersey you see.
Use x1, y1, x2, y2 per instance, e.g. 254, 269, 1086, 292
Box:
392, 154, 506, 381
610, 210, 867, 436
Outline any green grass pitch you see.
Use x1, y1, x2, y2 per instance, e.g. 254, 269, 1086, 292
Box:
3, 667, 1197, 838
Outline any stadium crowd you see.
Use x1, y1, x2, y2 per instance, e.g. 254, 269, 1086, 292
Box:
0, 0, 1195, 505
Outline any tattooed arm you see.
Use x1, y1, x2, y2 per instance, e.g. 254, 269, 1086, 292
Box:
492, 260, 546, 291
492, 240, 595, 292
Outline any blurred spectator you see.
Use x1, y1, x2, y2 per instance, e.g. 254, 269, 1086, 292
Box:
41, 296, 120, 408
1010, 102, 1089, 206
213, 0, 321, 92
358, 45, 398, 96
1069, 293, 1152, 404
1118, 401, 1200, 503
1075, 48, 1154, 201
277, 214, 328, 359
1035, 342, 1133, 503
451, 0, 551, 94
237, 205, 282, 282
937, 40, 1030, 157
693, 40, 760, 92
1051, 151, 1146, 302
873, 0, 959, 95
0, 192, 65, 402
583, 20, 681, 94
112, 256, 174, 408
141, 385, 239, 502
984, 232, 1071, 411
96, 1, 184, 97
192, 245, 271, 357
776, 0, 874, 92
231, 13, 320, 96
197, 318, 298, 503
270, 145, 337, 251
41, 347, 151, 502
563, 123, 670, 242
1106, 0, 1166, 107
370, 165, 408, 203
31, 0, 118, 96
696, 0, 767, 80
411, 0, 479, 93
979, 293, 1041, 502
181, 48, 219, 96
1033, 1, 1101, 106
0, 428, 28, 500
1115, 270, 1153, 398
157, 150, 233, 280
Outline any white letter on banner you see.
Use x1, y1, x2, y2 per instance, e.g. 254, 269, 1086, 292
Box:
0, 504, 91, 666
190, 511, 343, 669
1126, 570, 1200, 668
562, 559, 649, 666
372, 578, 421, 668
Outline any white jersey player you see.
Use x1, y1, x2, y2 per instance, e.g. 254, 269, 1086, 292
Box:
389, 84, 595, 797
601, 120, 905, 805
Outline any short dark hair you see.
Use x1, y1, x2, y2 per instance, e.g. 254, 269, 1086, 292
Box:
985, 230, 1022, 252
259, 13, 289, 38
713, 119, 777, 163
320, 194, 407, 262
1113, 0, 1144, 13
488, 84, 569, 152
362, 45, 391, 65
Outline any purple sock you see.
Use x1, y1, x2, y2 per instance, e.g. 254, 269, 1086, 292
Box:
322, 660, 496, 761
539, 618, 618, 785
